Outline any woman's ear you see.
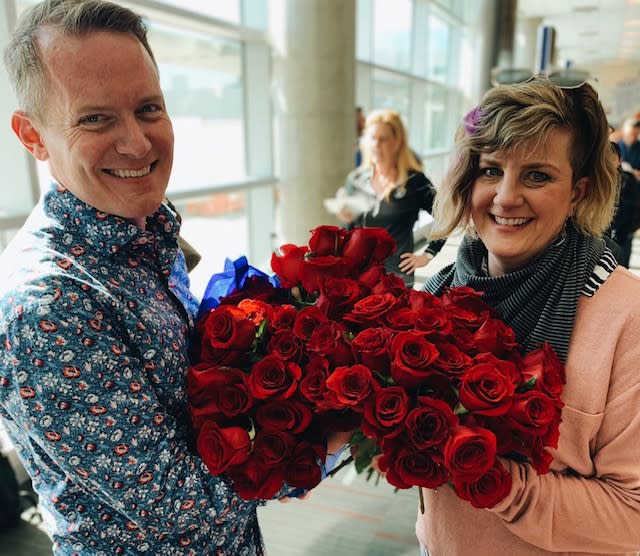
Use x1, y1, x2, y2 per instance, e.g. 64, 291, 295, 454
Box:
571, 176, 589, 208
11, 111, 49, 161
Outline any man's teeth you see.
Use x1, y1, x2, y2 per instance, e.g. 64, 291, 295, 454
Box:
494, 216, 529, 226
109, 166, 151, 178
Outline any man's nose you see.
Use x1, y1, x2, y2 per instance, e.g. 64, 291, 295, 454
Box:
114, 118, 151, 157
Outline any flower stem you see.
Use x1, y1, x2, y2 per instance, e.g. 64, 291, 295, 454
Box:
419, 487, 425, 514
326, 455, 354, 478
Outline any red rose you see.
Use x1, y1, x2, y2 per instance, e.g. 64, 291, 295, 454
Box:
271, 304, 298, 331
390, 331, 440, 388
362, 386, 410, 440
508, 390, 558, 437
247, 355, 301, 400
301, 255, 350, 294
378, 441, 448, 490
472, 353, 521, 387
473, 316, 518, 355
322, 364, 378, 411
307, 321, 354, 366
458, 362, 516, 416
299, 355, 329, 404
186, 364, 252, 429
228, 457, 284, 500
293, 306, 328, 341
343, 293, 398, 325
405, 396, 458, 450
441, 286, 493, 316
316, 276, 366, 319
384, 307, 417, 331
371, 272, 408, 297
357, 265, 385, 289
256, 399, 313, 434
271, 244, 308, 288
520, 343, 566, 401
267, 329, 303, 362
308, 225, 348, 256
284, 441, 324, 490
237, 298, 275, 327
199, 305, 255, 363
530, 439, 554, 474
253, 429, 296, 465
352, 327, 393, 376
414, 307, 453, 338
341, 227, 396, 271
408, 289, 441, 311
432, 342, 472, 378
452, 460, 512, 509
444, 425, 496, 481
197, 420, 250, 475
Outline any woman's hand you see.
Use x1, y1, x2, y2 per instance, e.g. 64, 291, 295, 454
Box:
337, 206, 354, 224
399, 252, 433, 274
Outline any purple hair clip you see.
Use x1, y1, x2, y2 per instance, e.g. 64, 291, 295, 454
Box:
463, 106, 484, 135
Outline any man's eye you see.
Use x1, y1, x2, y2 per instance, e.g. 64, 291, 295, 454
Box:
79, 114, 105, 125
139, 104, 162, 114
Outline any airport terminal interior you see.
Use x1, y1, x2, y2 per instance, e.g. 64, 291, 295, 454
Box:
1, 0, 640, 554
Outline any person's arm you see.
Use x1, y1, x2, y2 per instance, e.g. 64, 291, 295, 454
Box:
0, 284, 259, 538
487, 288, 640, 553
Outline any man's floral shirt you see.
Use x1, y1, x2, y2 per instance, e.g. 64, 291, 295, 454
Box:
0, 184, 264, 555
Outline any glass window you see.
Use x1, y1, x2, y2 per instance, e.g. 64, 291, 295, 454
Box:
147, 22, 246, 192
158, 1, 240, 24
372, 0, 412, 71
371, 69, 411, 121
424, 84, 449, 152
427, 12, 450, 83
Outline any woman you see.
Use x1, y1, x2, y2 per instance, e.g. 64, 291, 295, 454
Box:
418, 78, 640, 554
337, 109, 445, 287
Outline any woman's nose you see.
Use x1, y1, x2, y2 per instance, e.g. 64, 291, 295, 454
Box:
114, 118, 152, 158
493, 172, 523, 206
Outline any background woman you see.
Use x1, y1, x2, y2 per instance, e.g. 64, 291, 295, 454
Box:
418, 78, 640, 554
337, 109, 444, 287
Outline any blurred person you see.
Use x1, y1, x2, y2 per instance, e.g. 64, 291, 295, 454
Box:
0, 1, 349, 554
418, 78, 640, 555
617, 116, 640, 179
336, 108, 445, 288
606, 142, 639, 267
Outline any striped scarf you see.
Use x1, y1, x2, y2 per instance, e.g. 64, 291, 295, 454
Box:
423, 222, 611, 362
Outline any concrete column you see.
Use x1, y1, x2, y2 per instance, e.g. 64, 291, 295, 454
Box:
270, 0, 356, 246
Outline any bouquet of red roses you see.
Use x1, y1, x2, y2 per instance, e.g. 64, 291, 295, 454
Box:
187, 225, 565, 509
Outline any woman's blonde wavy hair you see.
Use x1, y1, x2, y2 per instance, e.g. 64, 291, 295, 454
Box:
429, 78, 618, 239
361, 109, 423, 201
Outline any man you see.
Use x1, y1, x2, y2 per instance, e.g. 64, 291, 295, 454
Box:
0, 1, 346, 553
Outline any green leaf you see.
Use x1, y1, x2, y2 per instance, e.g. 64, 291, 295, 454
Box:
453, 402, 469, 416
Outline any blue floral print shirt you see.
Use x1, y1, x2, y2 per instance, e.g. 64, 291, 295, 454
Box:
0, 184, 265, 555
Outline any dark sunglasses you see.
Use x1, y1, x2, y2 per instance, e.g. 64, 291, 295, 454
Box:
490, 68, 592, 89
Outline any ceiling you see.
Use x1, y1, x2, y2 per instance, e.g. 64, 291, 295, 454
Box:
516, 0, 640, 68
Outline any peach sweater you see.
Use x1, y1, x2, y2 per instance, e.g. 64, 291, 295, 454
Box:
416, 267, 640, 555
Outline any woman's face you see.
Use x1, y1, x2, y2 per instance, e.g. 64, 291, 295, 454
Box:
365, 123, 400, 167
470, 128, 587, 276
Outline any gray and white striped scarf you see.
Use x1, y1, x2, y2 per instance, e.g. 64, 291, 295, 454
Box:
423, 222, 613, 362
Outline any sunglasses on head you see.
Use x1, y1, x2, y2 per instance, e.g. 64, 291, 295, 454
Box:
490, 68, 592, 89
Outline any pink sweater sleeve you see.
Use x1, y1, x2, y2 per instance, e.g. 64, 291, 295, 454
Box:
488, 268, 640, 553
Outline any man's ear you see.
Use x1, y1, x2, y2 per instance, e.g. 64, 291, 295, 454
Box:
11, 111, 49, 161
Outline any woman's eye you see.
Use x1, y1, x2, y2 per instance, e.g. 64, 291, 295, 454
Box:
528, 171, 550, 183
480, 167, 501, 177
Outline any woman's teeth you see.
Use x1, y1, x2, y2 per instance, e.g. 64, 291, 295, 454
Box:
494, 216, 529, 226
